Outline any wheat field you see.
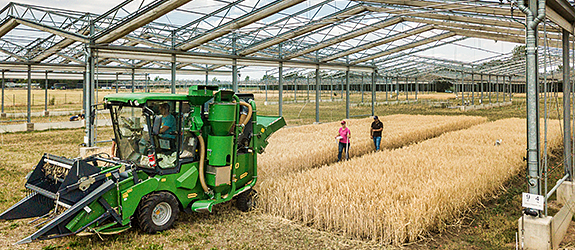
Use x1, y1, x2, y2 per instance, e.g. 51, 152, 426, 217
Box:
263, 118, 562, 244
258, 115, 487, 185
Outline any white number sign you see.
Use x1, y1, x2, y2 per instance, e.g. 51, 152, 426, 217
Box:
522, 192, 545, 211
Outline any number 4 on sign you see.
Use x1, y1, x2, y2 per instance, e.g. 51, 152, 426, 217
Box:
522, 192, 545, 211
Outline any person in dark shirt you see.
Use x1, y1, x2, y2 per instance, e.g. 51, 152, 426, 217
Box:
371, 116, 383, 151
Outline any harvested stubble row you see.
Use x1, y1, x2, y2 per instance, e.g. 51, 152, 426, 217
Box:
265, 118, 561, 244
258, 115, 486, 184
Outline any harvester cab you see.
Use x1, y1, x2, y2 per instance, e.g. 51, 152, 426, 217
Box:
0, 85, 285, 244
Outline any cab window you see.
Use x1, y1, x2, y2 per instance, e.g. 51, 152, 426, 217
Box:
148, 101, 181, 169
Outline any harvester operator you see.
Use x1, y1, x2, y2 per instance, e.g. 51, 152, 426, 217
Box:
158, 103, 176, 140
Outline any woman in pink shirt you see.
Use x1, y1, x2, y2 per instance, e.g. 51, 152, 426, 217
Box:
335, 120, 351, 161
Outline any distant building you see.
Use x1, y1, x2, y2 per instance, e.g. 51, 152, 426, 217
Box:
6, 82, 40, 88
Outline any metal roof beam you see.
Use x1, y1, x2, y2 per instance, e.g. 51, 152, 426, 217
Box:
12, 17, 89, 43
176, 0, 305, 51
373, 37, 466, 66
352, 31, 456, 64
546, 0, 575, 24
357, 0, 518, 17
365, 5, 560, 33
284, 15, 403, 60
31, 38, 78, 62
412, 54, 473, 66
95, 45, 374, 72
441, 26, 562, 48
476, 58, 525, 73
0, 18, 18, 39
236, 0, 333, 41
122, 33, 169, 49
383, 59, 468, 74
0, 61, 232, 76
55, 52, 83, 64
323, 24, 435, 62
94, 0, 192, 44
0, 47, 26, 61
238, 4, 367, 56
404, 16, 561, 41
0, 38, 30, 61
174, 0, 245, 33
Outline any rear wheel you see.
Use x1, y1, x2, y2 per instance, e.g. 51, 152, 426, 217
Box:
236, 189, 258, 212
137, 192, 180, 233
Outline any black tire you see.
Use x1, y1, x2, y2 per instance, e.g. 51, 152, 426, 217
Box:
236, 189, 258, 212
137, 192, 180, 233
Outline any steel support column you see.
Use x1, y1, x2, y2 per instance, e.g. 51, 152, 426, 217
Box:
361, 74, 364, 103
171, 54, 176, 94
340, 77, 344, 100
44, 71, 48, 113
471, 73, 475, 105
489, 74, 492, 104
83, 71, 86, 115
496, 75, 500, 102
396, 77, 399, 101
415, 77, 418, 101
233, 59, 238, 92
563, 29, 572, 180
84, 22, 96, 147
27, 64, 31, 123
293, 78, 296, 103
145, 73, 149, 93
307, 75, 310, 102
131, 68, 135, 93
234, 34, 239, 93
171, 30, 176, 94
279, 62, 283, 116
1, 70, 4, 114
330, 77, 333, 102
371, 71, 375, 116
480, 74, 484, 103
522, 0, 542, 198
115, 73, 119, 93
385, 76, 388, 102
505, 75, 509, 102
461, 72, 464, 105
316, 67, 320, 123
346, 69, 350, 119
405, 77, 409, 101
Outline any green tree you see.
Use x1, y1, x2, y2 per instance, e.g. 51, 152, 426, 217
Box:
262, 75, 276, 81
512, 45, 526, 59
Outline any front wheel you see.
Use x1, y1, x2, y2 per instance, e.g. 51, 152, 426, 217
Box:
137, 192, 180, 233
236, 189, 258, 212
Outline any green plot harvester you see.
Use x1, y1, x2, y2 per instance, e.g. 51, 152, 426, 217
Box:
0, 85, 285, 244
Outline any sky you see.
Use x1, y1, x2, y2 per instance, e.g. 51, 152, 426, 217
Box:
0, 0, 522, 81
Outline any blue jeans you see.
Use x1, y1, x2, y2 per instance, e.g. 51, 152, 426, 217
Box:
338, 142, 350, 161
373, 136, 381, 151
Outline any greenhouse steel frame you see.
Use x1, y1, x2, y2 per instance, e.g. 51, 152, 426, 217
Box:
1, 0, 575, 247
